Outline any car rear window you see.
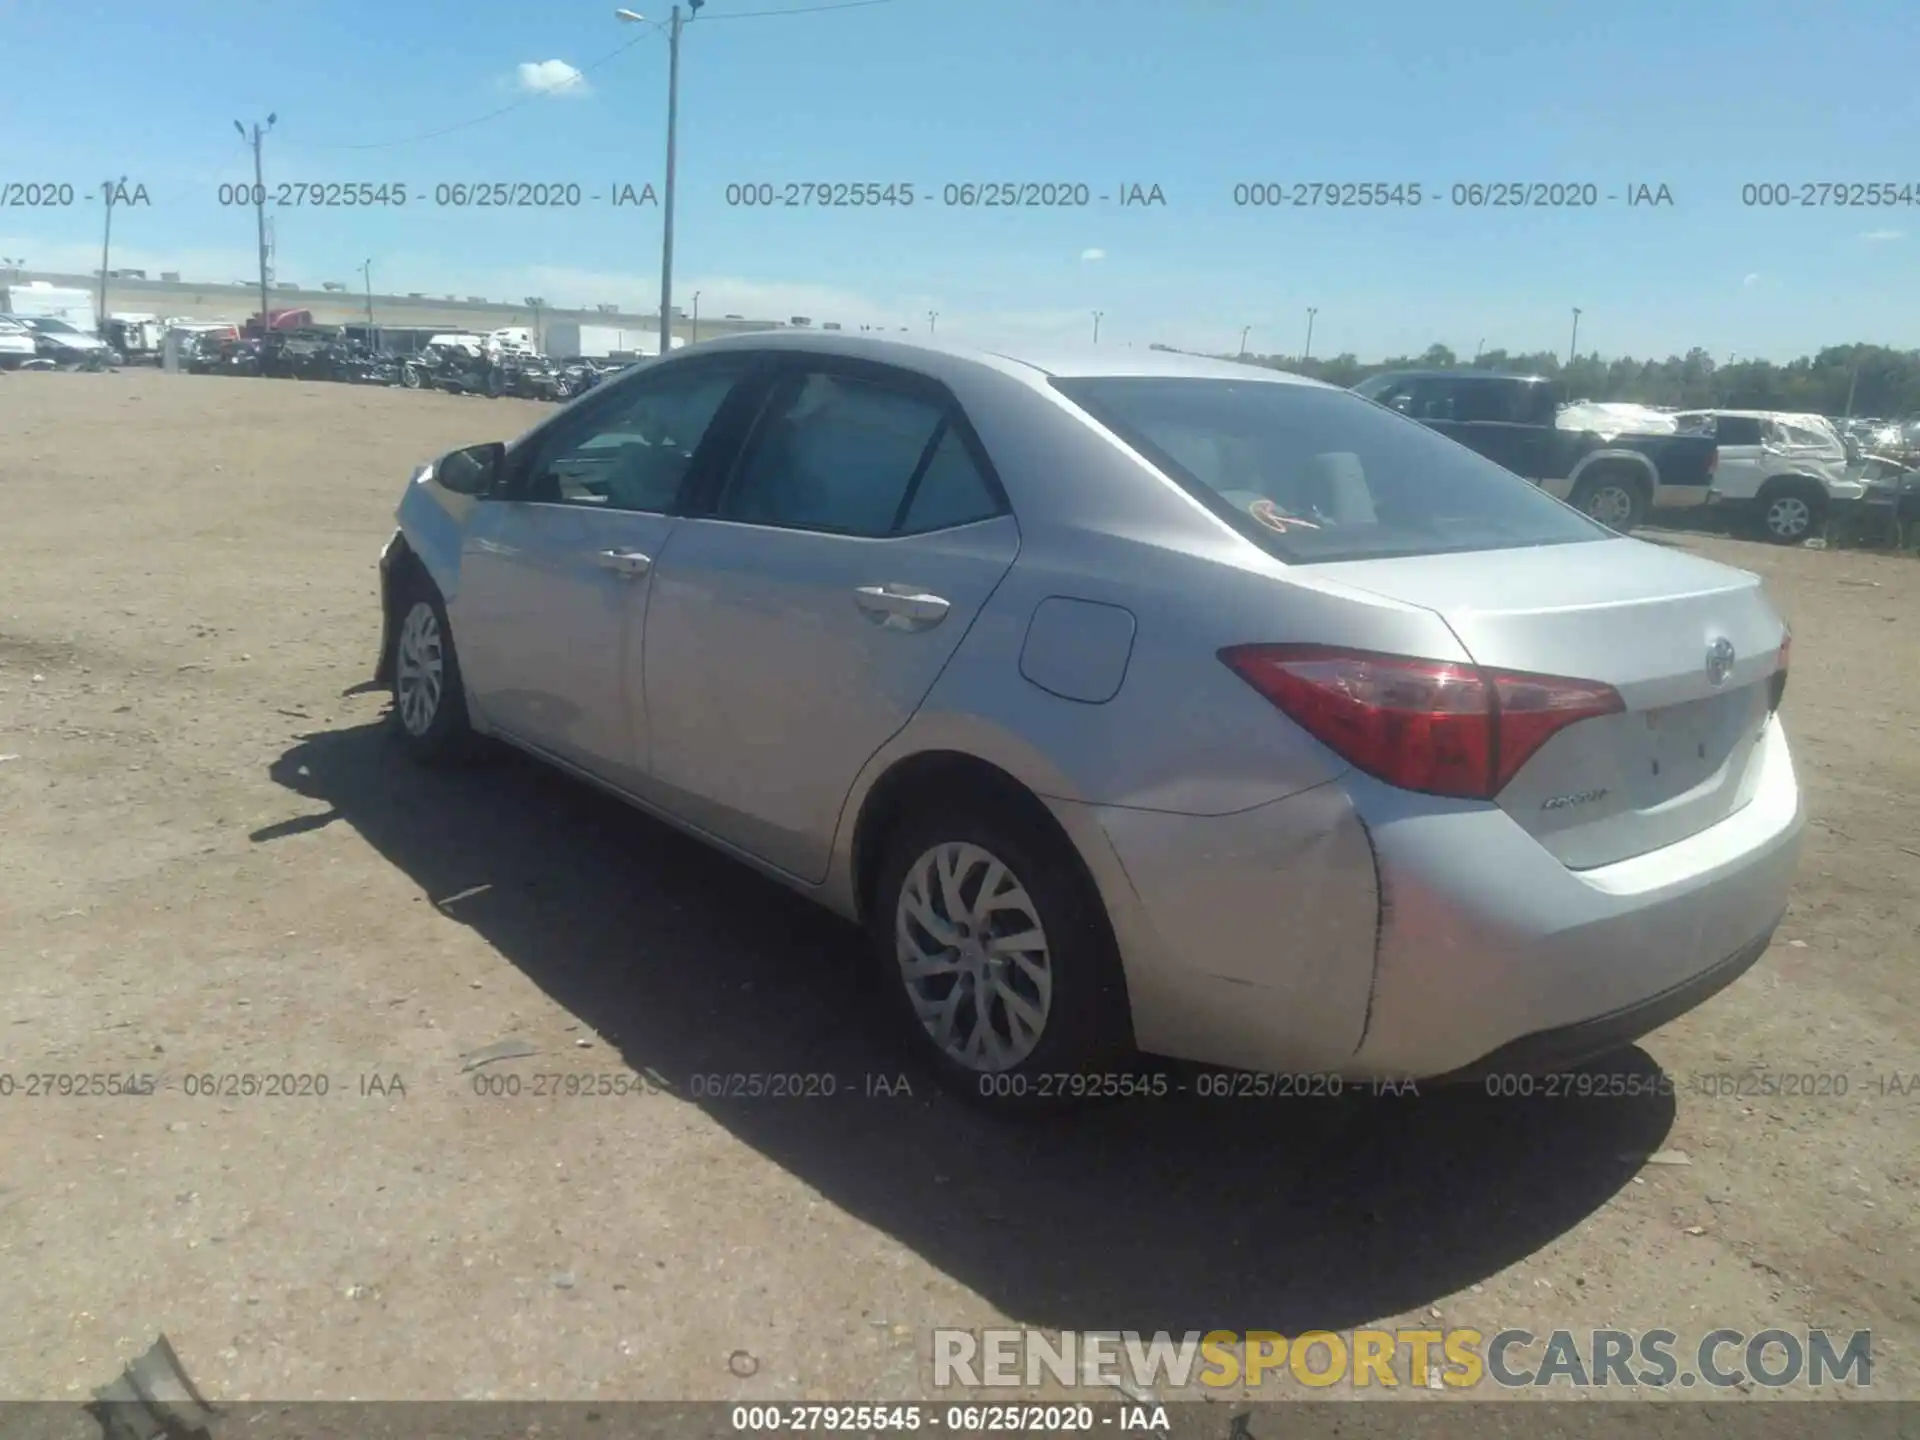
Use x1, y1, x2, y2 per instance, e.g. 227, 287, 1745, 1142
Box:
1051, 376, 1610, 563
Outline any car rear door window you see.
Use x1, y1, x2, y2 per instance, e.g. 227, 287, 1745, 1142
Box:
1712, 416, 1765, 446
1053, 376, 1608, 563
717, 371, 954, 536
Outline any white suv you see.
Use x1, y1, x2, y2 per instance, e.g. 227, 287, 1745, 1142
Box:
1675, 409, 1864, 543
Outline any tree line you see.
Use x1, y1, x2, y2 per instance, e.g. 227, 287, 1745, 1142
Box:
1232, 342, 1920, 418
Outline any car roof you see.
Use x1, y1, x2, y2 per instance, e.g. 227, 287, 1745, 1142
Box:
679, 329, 1331, 386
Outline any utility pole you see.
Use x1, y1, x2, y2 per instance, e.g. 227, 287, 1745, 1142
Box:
361, 259, 376, 349
659, 4, 683, 353
525, 296, 546, 353
1568, 306, 1582, 368
97, 175, 126, 337
619, 3, 702, 355
234, 115, 276, 360
1239, 324, 1251, 356
927, 310, 938, 334
1303, 307, 1318, 362
690, 289, 700, 345
1092, 310, 1104, 344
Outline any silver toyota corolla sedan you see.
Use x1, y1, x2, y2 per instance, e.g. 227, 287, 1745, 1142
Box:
374, 333, 1803, 1106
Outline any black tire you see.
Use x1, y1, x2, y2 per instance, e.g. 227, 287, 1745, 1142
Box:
1569, 469, 1649, 533
1755, 481, 1826, 545
867, 798, 1132, 1113
388, 574, 474, 764
401, 361, 424, 390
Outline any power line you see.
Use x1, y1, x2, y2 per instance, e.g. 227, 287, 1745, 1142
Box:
698, 0, 906, 18
271, 0, 909, 152
305, 29, 661, 151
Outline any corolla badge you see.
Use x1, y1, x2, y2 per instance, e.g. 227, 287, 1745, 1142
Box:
1706, 637, 1736, 687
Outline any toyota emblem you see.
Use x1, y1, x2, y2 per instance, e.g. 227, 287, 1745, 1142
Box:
1706, 637, 1736, 687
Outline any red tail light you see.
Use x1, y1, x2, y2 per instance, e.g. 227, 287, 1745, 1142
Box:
1706, 447, 1719, 475
1219, 645, 1624, 800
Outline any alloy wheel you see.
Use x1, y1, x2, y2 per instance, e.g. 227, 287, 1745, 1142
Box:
1766, 494, 1813, 540
895, 841, 1053, 1072
395, 600, 445, 737
1585, 483, 1635, 528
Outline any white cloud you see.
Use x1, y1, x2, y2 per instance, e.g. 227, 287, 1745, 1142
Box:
1860, 228, 1904, 242
515, 60, 590, 97
1080, 248, 1106, 262
1742, 273, 1761, 287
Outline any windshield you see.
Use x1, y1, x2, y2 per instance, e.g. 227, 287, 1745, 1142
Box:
30, 318, 80, 335
1052, 376, 1611, 563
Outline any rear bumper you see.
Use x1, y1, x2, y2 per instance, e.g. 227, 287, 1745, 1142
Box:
1426, 920, 1778, 1082
1061, 719, 1803, 1080
1349, 717, 1804, 1077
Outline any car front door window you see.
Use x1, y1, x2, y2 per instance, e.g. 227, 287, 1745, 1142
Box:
525, 363, 748, 513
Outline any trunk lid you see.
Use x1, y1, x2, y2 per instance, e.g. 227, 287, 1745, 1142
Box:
1313, 538, 1786, 868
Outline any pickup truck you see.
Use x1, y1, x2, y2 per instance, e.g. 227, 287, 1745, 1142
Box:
1351, 369, 1718, 534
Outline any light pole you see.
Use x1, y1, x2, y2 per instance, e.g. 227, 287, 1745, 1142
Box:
691, 289, 700, 345
361, 259, 376, 348
525, 295, 546, 353
1092, 310, 1104, 344
927, 310, 938, 334
97, 176, 126, 337
1303, 307, 1318, 363
1, 257, 22, 279
617, 3, 702, 354
234, 114, 276, 356
1239, 324, 1251, 356
1568, 307, 1582, 367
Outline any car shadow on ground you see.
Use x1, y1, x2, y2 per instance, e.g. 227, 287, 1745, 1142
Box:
258, 719, 1674, 1335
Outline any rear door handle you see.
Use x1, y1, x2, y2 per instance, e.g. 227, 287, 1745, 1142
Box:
854, 584, 950, 630
596, 548, 652, 578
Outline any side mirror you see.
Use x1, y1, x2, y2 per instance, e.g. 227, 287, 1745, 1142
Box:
435, 441, 505, 496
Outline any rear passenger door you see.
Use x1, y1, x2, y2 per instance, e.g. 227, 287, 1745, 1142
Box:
639, 358, 1020, 882
1706, 414, 1767, 499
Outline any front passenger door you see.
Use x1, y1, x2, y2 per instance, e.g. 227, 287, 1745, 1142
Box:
640, 361, 1020, 881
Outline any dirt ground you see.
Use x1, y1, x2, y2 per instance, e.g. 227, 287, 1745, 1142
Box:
0, 370, 1914, 1408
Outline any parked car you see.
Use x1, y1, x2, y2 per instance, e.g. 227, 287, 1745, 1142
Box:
1350, 370, 1718, 533
0, 316, 40, 370
1670, 410, 1863, 543
14, 316, 117, 370
372, 335, 1802, 1107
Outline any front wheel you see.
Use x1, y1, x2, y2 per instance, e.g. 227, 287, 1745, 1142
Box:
389, 579, 474, 764
1570, 472, 1648, 533
870, 801, 1131, 1111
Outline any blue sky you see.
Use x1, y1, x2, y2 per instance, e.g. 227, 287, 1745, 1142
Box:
2, 0, 1914, 359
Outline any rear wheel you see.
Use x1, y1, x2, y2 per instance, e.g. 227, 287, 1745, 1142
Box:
1756, 482, 1825, 544
401, 361, 425, 390
869, 800, 1131, 1112
389, 577, 473, 764
1569, 470, 1648, 533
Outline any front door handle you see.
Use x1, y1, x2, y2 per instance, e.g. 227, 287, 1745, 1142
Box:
596, 548, 652, 579
854, 584, 950, 631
